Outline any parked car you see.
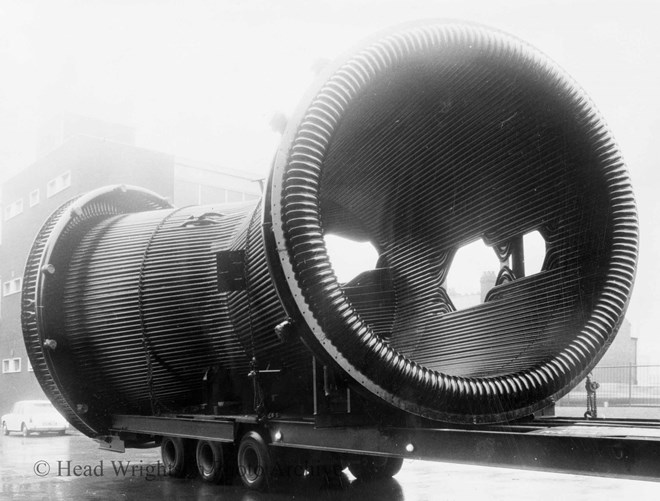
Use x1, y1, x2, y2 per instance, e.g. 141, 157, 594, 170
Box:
2, 400, 69, 436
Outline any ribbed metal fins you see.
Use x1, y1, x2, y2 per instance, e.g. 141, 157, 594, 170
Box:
273, 22, 638, 422
23, 185, 311, 435
62, 204, 255, 414
227, 202, 310, 372
22, 187, 175, 435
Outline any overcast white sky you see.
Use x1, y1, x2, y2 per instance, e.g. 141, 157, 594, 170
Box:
1, 0, 659, 361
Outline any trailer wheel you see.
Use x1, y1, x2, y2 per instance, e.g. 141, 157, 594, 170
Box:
161, 436, 193, 478
196, 440, 234, 484
237, 431, 272, 491
348, 456, 403, 480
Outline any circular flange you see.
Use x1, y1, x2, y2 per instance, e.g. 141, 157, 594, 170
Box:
22, 185, 172, 436
264, 21, 638, 423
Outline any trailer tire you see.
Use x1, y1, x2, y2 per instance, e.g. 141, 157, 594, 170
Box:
348, 456, 403, 480
196, 440, 234, 484
237, 430, 272, 491
161, 436, 193, 478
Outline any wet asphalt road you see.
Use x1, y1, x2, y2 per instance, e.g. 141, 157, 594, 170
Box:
0, 430, 657, 501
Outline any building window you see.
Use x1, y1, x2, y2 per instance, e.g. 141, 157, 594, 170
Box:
2, 358, 21, 373
46, 171, 72, 198
29, 189, 40, 207
3, 277, 22, 296
4, 199, 24, 220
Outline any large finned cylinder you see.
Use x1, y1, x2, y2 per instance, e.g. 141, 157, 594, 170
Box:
261, 22, 637, 422
23, 22, 637, 434
22, 187, 309, 436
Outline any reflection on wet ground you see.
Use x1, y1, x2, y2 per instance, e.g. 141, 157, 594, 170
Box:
1, 431, 658, 500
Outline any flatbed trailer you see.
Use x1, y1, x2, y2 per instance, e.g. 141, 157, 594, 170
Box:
102, 412, 660, 488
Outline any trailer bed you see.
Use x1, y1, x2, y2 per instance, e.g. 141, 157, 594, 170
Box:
106, 413, 660, 482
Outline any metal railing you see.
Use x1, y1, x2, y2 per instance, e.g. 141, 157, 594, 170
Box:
558, 365, 660, 407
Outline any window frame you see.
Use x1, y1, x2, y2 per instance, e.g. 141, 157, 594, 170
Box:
46, 171, 72, 198
3, 277, 22, 296
29, 189, 40, 207
4, 199, 24, 220
2, 358, 21, 374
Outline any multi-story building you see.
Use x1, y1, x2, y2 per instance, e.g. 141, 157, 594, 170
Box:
0, 132, 261, 414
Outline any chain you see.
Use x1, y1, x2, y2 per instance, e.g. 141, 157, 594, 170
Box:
137, 207, 187, 415
243, 200, 266, 419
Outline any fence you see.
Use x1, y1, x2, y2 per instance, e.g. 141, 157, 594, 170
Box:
557, 365, 660, 407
